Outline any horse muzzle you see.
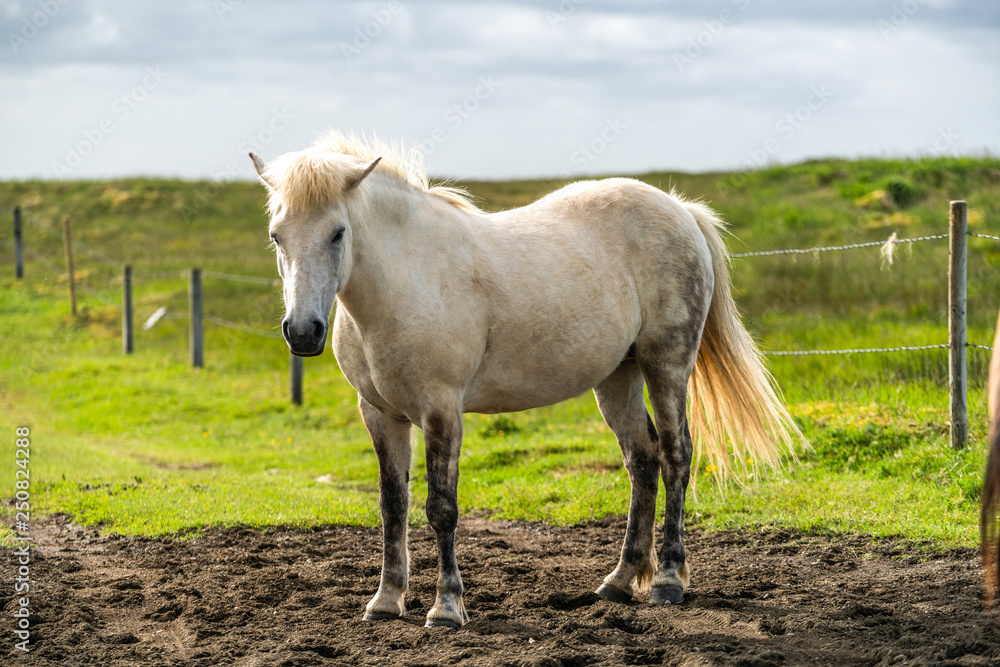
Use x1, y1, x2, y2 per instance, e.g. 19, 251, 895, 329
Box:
282, 318, 328, 357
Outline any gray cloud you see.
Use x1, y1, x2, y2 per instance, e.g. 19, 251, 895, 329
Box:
1, 0, 997, 180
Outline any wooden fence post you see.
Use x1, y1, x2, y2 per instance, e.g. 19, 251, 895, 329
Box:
190, 268, 204, 368
13, 207, 23, 279
62, 216, 77, 317
123, 264, 134, 354
948, 200, 967, 450
290, 354, 303, 405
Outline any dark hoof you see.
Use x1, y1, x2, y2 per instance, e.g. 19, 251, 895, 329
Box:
595, 583, 632, 603
424, 617, 461, 629
363, 611, 401, 621
649, 586, 684, 605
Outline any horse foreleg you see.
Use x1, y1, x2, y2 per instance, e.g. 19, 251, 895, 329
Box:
593, 362, 660, 602
422, 409, 468, 628
360, 398, 413, 621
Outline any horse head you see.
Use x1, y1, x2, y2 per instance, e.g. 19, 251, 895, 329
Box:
250, 150, 380, 356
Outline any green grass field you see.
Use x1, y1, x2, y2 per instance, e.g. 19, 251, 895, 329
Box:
1, 156, 998, 547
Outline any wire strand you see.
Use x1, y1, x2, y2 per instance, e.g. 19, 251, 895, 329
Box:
204, 314, 283, 339
201, 270, 280, 285
730, 233, 949, 258
762, 344, 949, 356
763, 342, 992, 355
22, 248, 118, 305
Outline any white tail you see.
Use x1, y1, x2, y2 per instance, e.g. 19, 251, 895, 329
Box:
683, 200, 805, 479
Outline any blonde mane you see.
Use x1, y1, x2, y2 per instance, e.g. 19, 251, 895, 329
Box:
262, 131, 480, 214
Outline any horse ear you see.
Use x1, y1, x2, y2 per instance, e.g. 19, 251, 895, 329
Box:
249, 152, 275, 189
346, 157, 381, 191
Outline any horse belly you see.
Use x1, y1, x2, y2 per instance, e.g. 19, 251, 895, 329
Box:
463, 314, 634, 414
463, 237, 641, 413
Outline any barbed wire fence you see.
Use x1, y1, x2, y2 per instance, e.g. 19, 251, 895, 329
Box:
16, 213, 281, 332
9, 208, 305, 401
729, 201, 994, 449
7, 201, 998, 442
732, 229, 996, 357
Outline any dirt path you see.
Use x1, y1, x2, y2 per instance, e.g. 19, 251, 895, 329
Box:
3, 514, 999, 666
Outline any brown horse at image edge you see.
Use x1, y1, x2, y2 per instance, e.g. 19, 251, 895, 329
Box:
981, 308, 1000, 605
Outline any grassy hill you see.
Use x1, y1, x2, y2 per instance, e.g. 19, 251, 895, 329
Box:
1, 156, 998, 544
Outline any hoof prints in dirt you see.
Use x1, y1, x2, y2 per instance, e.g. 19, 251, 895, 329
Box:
3, 515, 999, 666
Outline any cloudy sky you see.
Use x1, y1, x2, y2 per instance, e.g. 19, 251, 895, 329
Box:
1, 0, 998, 181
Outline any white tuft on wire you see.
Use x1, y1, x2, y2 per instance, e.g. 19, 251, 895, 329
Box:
880, 232, 898, 268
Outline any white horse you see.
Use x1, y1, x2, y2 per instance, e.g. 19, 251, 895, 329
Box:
250, 132, 801, 629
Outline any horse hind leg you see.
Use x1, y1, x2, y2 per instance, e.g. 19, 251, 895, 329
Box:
637, 336, 698, 605
593, 361, 660, 602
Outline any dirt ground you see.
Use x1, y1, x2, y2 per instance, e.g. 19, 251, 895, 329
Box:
3, 514, 999, 667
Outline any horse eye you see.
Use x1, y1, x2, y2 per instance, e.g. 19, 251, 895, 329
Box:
332, 228, 345, 243
270, 234, 280, 247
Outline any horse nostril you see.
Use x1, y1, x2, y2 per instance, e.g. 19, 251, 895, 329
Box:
312, 320, 326, 346
281, 320, 291, 341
